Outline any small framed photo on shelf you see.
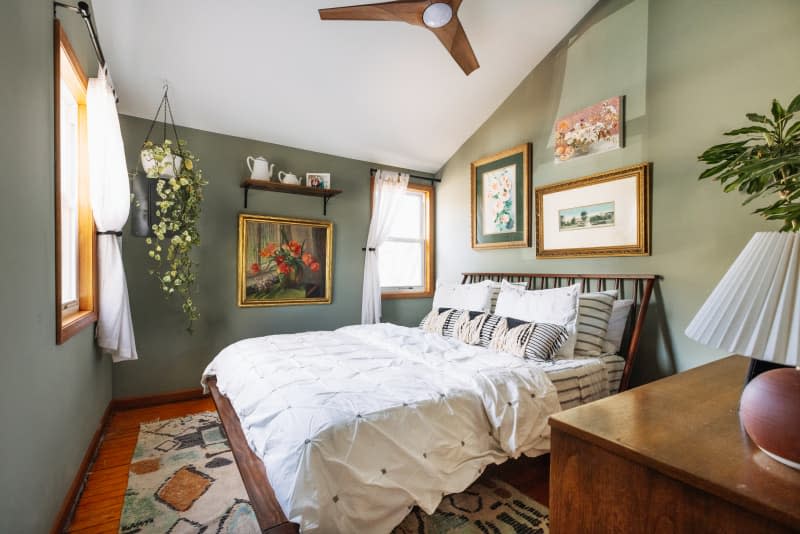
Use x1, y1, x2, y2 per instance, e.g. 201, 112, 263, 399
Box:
306, 173, 331, 189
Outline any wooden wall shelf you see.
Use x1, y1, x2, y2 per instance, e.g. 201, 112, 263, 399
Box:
241, 179, 343, 215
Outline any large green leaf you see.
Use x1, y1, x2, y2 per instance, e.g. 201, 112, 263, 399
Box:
788, 94, 800, 114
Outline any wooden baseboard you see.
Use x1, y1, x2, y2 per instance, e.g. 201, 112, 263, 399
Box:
52, 387, 210, 532
50, 401, 113, 534
111, 387, 208, 411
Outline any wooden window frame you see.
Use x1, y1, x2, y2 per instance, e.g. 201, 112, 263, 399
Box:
55, 20, 97, 344
370, 177, 435, 300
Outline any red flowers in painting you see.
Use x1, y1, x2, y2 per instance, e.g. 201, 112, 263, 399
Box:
251, 235, 320, 288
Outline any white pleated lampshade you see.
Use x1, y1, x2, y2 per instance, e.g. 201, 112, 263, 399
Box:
685, 232, 800, 366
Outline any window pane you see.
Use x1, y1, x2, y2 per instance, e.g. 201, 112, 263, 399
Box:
388, 191, 423, 240
379, 240, 423, 288
60, 79, 79, 305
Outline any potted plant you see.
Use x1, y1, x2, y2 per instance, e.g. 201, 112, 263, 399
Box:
698, 93, 800, 230
143, 139, 207, 331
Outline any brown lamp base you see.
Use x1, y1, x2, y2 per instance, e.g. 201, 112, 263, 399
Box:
739, 366, 800, 470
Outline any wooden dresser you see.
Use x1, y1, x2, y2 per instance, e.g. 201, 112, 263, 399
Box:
549, 355, 800, 533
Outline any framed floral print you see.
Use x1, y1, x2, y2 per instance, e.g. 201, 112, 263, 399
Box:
535, 163, 650, 258
471, 143, 531, 249
237, 214, 333, 307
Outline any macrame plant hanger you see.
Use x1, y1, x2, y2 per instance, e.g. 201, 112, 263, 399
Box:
134, 84, 183, 177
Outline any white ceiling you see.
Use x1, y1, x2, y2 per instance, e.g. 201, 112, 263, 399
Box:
93, 0, 597, 173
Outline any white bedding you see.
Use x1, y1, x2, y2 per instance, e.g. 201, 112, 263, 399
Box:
202, 323, 561, 533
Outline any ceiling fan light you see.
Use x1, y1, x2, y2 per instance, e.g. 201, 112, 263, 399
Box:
422, 2, 453, 28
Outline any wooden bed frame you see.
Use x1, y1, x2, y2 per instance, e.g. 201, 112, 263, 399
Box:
208, 272, 659, 532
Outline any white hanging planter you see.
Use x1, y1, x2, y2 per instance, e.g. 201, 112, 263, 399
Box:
140, 147, 183, 178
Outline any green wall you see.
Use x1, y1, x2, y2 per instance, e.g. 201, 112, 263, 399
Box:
114, 115, 431, 397
0, 1, 112, 532
432, 0, 800, 384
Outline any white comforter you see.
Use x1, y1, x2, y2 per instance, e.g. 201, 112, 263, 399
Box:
202, 323, 560, 533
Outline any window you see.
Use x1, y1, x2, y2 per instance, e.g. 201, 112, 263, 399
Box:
55, 21, 96, 343
374, 180, 435, 298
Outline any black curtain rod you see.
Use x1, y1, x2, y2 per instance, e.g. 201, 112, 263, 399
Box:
54, 1, 118, 103
369, 168, 441, 183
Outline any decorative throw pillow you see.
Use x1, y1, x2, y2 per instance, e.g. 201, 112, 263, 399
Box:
494, 281, 581, 358
487, 280, 528, 314
431, 280, 495, 313
602, 299, 635, 353
419, 308, 463, 336
479, 314, 568, 361
574, 290, 618, 357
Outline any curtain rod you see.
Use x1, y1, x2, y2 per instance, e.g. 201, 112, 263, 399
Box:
369, 168, 441, 184
54, 1, 118, 103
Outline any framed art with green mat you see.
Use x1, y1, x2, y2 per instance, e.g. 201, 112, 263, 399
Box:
471, 143, 532, 249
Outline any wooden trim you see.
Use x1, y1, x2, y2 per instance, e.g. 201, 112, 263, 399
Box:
50, 401, 113, 534
111, 387, 208, 411
379, 181, 436, 299
460, 272, 659, 392
207, 378, 300, 533
55, 19, 96, 345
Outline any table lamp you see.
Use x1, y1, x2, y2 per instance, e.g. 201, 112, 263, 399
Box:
685, 231, 800, 470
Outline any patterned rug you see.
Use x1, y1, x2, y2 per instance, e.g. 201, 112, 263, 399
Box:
119, 412, 549, 533
119, 411, 259, 533
393, 479, 549, 534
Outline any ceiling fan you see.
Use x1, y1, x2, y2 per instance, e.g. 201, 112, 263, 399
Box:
319, 1, 479, 75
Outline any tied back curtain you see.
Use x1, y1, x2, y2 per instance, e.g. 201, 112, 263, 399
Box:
87, 68, 138, 362
361, 170, 409, 324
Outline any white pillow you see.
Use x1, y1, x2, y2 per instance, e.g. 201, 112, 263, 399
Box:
495, 281, 581, 357
602, 299, 634, 353
431, 280, 494, 313
487, 279, 528, 314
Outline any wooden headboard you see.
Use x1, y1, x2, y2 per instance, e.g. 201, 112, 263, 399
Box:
461, 272, 658, 392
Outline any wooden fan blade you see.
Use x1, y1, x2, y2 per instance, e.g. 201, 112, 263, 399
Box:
319, 1, 429, 26
431, 18, 479, 75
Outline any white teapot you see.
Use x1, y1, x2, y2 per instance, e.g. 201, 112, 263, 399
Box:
247, 156, 275, 181
278, 171, 302, 186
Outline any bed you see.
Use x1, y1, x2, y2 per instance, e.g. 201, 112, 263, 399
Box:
204, 273, 657, 533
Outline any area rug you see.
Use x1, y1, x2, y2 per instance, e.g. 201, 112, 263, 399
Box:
118, 411, 259, 533
119, 411, 549, 533
393, 478, 549, 534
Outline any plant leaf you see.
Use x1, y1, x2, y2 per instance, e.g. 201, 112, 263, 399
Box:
772, 98, 786, 121
788, 93, 800, 114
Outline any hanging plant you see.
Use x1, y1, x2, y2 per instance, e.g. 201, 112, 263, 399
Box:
698, 93, 800, 231
137, 89, 207, 332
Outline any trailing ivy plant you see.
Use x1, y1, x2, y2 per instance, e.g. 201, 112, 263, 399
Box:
698, 94, 800, 231
142, 139, 207, 332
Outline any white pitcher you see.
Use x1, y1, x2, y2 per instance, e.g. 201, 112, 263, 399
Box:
247, 156, 275, 181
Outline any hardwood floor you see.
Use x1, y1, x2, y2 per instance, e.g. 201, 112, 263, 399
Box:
67, 397, 216, 533
66, 398, 549, 532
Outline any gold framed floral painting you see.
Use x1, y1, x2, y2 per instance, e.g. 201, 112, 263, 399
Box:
535, 163, 650, 258
471, 143, 532, 249
237, 214, 333, 307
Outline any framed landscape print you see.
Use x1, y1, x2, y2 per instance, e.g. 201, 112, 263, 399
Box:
237, 214, 333, 307
471, 143, 531, 249
535, 163, 650, 258
554, 96, 624, 163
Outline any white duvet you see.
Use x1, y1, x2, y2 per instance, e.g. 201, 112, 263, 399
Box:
202, 323, 560, 533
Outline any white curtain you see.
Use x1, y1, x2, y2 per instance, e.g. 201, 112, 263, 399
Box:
361, 170, 409, 324
87, 68, 138, 362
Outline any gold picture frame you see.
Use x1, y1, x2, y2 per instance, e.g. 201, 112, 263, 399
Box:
535, 163, 650, 258
471, 143, 532, 249
237, 214, 333, 307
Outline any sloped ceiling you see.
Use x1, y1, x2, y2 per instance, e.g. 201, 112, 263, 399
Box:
93, 0, 597, 173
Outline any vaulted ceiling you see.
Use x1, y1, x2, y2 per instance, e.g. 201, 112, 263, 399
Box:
93, 0, 597, 173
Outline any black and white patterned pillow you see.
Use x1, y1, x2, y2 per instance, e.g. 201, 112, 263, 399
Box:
480, 314, 567, 361
574, 291, 617, 356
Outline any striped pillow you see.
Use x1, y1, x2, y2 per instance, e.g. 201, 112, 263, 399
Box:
574, 290, 617, 356
420, 308, 464, 336
480, 314, 568, 361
